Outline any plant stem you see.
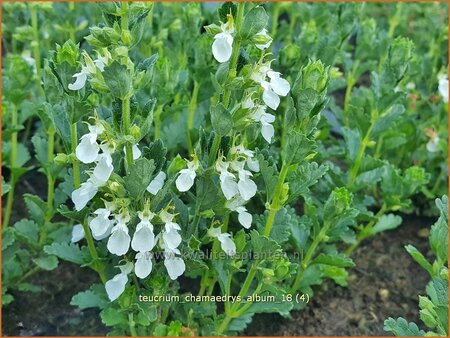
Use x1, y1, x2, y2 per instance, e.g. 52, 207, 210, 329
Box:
290, 221, 331, 293
122, 97, 133, 168
70, 122, 106, 283
343, 60, 360, 125
3, 104, 18, 228
349, 123, 374, 185
69, 2, 76, 42
71, 123, 81, 188
187, 81, 200, 154
45, 127, 56, 221
263, 163, 288, 236
16, 266, 41, 285
30, 4, 44, 96
128, 313, 137, 336
345, 205, 387, 256
208, 134, 222, 166
270, 3, 280, 38
216, 260, 261, 335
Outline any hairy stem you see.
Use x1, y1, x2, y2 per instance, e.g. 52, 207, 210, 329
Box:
187, 81, 200, 154
30, 5, 44, 96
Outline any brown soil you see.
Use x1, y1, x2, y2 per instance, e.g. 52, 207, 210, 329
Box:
3, 213, 431, 336
245, 215, 432, 336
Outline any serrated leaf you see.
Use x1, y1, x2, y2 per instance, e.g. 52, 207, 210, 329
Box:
71, 284, 109, 310
103, 61, 132, 99
33, 255, 59, 271
405, 245, 433, 276
23, 193, 47, 225
371, 214, 402, 235
13, 219, 39, 244
124, 158, 155, 199
313, 253, 355, 268
384, 317, 425, 336
284, 131, 316, 164
287, 162, 327, 202
210, 104, 232, 136
240, 6, 269, 40
44, 242, 91, 265
101, 307, 128, 326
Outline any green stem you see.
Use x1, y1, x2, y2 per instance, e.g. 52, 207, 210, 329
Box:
30, 5, 44, 96
216, 260, 261, 335
122, 98, 133, 168
187, 81, 200, 154
21, 118, 33, 144
208, 134, 222, 166
345, 205, 387, 256
343, 60, 360, 125
128, 313, 137, 337
431, 170, 444, 196
45, 128, 55, 220
3, 104, 18, 228
271, 3, 280, 38
69, 2, 76, 42
290, 221, 331, 293
349, 123, 374, 185
154, 105, 163, 141
16, 266, 41, 285
71, 123, 81, 188
263, 163, 288, 237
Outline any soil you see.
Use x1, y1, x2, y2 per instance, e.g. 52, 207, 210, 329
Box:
245, 215, 432, 336
3, 199, 432, 336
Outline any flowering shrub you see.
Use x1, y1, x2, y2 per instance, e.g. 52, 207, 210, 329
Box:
2, 2, 448, 336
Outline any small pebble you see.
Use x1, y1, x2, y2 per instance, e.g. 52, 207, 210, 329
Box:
378, 288, 389, 302
417, 228, 430, 238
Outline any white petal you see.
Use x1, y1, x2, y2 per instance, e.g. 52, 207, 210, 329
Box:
147, 171, 166, 195
105, 273, 128, 301
220, 175, 239, 200
262, 88, 280, 110
238, 177, 257, 201
131, 223, 156, 252
439, 77, 448, 103
94, 59, 105, 72
163, 229, 182, 250
164, 256, 185, 280
68, 71, 87, 91
92, 155, 114, 186
270, 76, 291, 97
124, 144, 142, 160
107, 225, 131, 256
246, 157, 260, 172
427, 138, 439, 153
76, 134, 99, 163
135, 252, 153, 279
176, 169, 196, 192
261, 123, 275, 143
90, 210, 113, 238
71, 224, 85, 243
218, 233, 236, 256
255, 41, 272, 50
71, 181, 98, 211
212, 34, 233, 63
237, 207, 252, 229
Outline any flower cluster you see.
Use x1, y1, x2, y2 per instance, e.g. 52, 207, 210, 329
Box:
68, 51, 110, 91
71, 121, 185, 301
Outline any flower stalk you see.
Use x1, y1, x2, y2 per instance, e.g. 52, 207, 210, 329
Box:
3, 104, 18, 228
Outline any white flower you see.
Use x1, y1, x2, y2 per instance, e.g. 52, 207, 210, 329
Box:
91, 154, 114, 185
251, 65, 290, 110
226, 197, 252, 229
438, 75, 448, 103
161, 211, 182, 250
71, 224, 85, 243
176, 159, 199, 192
68, 66, 89, 91
427, 136, 440, 153
235, 167, 257, 201
90, 208, 114, 238
216, 160, 239, 200
107, 214, 131, 256
163, 248, 185, 280
212, 22, 234, 63
71, 181, 99, 211
131, 211, 156, 253
147, 171, 166, 195
105, 262, 133, 301
76, 124, 105, 163
124, 144, 142, 160
252, 105, 275, 143
94, 56, 108, 72
254, 28, 272, 50
135, 251, 153, 279
209, 228, 236, 256
230, 145, 260, 172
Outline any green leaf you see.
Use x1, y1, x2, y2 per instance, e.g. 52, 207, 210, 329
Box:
257, 154, 278, 202
71, 284, 109, 310
430, 196, 448, 262
405, 245, 433, 276
240, 6, 269, 40
14, 219, 39, 244
284, 131, 316, 165
17, 283, 42, 293
313, 253, 355, 268
228, 312, 253, 332
218, 2, 237, 22
255, 207, 297, 244
371, 214, 402, 235
383, 317, 425, 336
23, 194, 47, 225
137, 53, 159, 72
249, 230, 281, 259
341, 127, 361, 161
124, 158, 155, 199
287, 162, 328, 202
58, 204, 91, 223
2, 176, 11, 196
372, 104, 405, 137
103, 61, 132, 99
100, 307, 128, 326
2, 228, 15, 250
33, 255, 59, 271
210, 104, 232, 137
142, 140, 167, 173
43, 242, 91, 265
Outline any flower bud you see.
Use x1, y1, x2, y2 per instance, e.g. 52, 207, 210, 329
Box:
130, 125, 141, 140
109, 181, 126, 197
301, 60, 329, 93
204, 24, 222, 37
55, 40, 79, 66
54, 153, 69, 165
121, 29, 133, 47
